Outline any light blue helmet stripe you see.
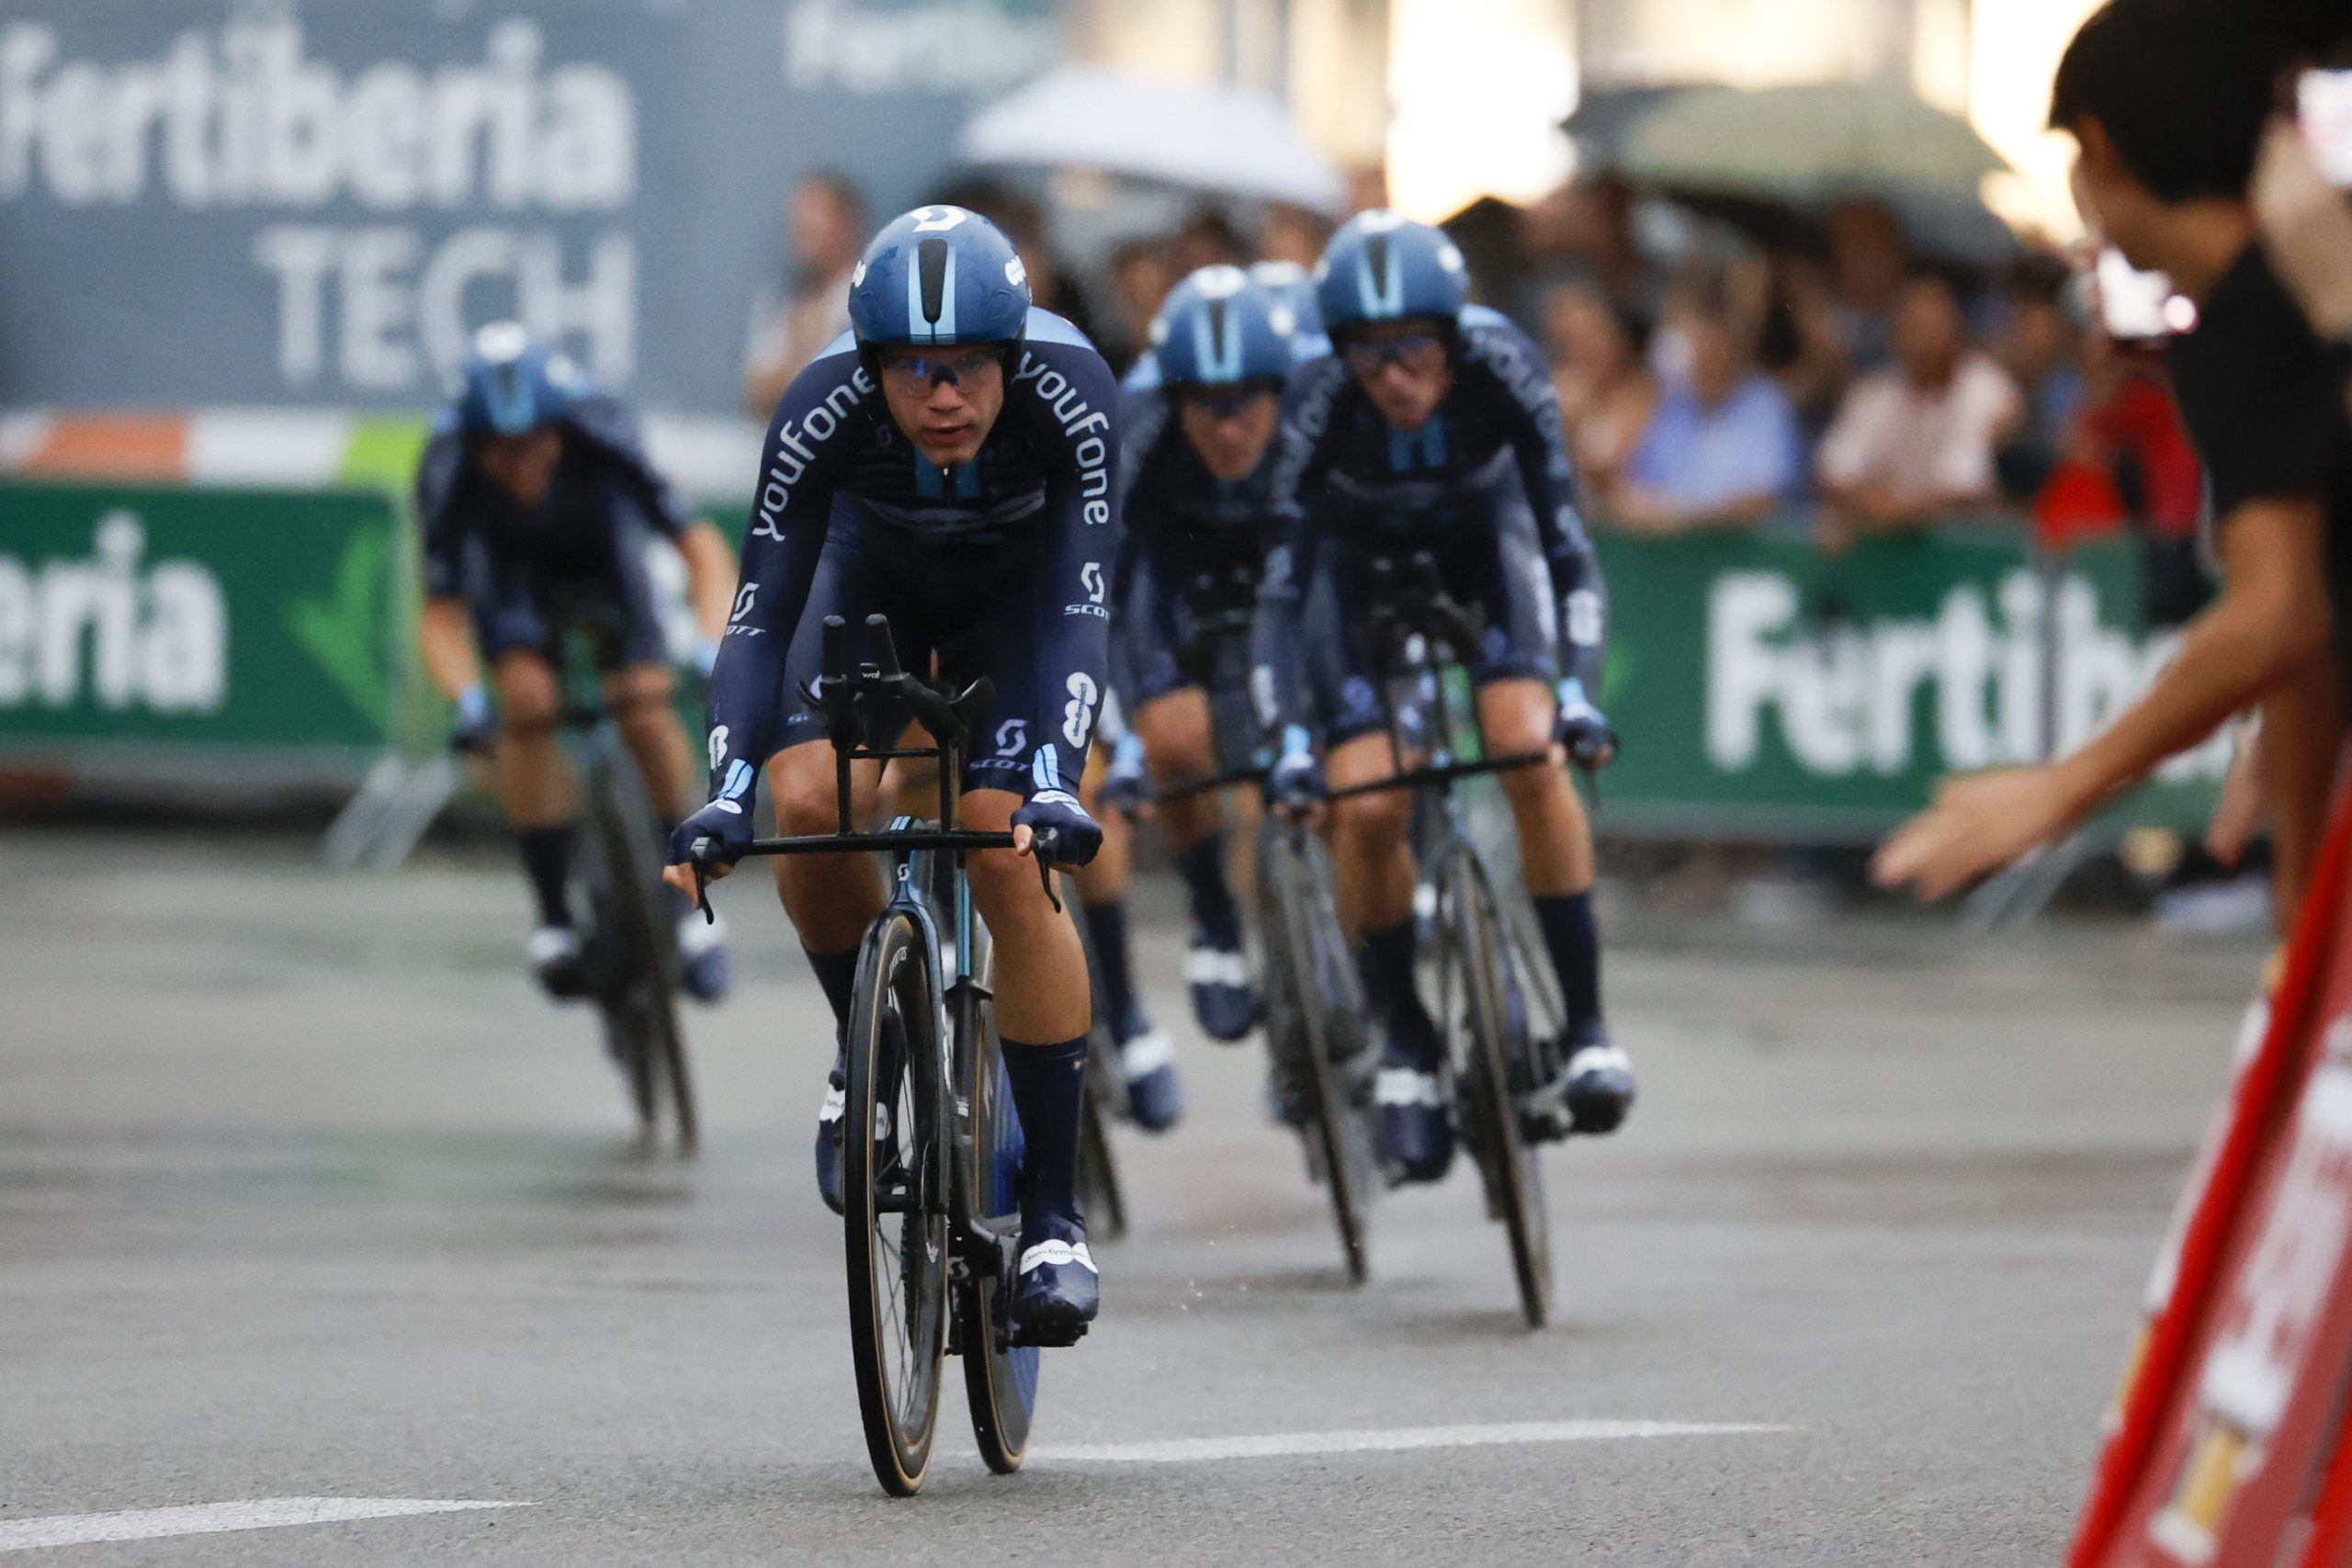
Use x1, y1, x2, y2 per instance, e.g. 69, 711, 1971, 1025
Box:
1188, 307, 1244, 383
1355, 245, 1403, 320
905, 247, 960, 344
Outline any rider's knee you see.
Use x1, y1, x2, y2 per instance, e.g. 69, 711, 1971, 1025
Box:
967, 846, 1057, 931
1497, 753, 1565, 812
493, 656, 560, 732
1330, 788, 1410, 852
774, 763, 842, 839
1481, 699, 1550, 762
611, 666, 675, 733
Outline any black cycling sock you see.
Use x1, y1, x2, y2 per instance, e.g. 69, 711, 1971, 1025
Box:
1176, 834, 1240, 947
1532, 891, 1604, 1043
803, 944, 860, 1034
1080, 900, 1147, 1042
1000, 1035, 1090, 1227
517, 825, 576, 930
1357, 919, 1439, 1066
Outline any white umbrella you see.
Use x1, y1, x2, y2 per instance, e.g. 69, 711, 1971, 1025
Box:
957, 65, 1346, 215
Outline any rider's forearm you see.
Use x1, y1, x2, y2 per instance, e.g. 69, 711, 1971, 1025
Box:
419, 597, 482, 702
680, 521, 740, 643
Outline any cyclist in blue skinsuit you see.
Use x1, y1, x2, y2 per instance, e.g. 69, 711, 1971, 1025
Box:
662, 207, 1115, 1336
1099, 267, 1325, 1055
1065, 266, 1311, 1133
415, 322, 739, 1003
1256, 211, 1638, 1184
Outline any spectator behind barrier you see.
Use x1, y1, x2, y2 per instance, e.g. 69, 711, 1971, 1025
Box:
1542, 280, 1656, 506
1107, 237, 1181, 374
1823, 198, 1912, 377
1993, 254, 2091, 502
1612, 298, 1803, 533
741, 171, 866, 418
1815, 268, 2023, 550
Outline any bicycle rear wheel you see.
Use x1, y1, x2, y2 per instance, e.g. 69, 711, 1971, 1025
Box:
1257, 818, 1374, 1286
843, 911, 949, 1495
585, 747, 696, 1148
961, 934, 1040, 1473
1437, 850, 1552, 1328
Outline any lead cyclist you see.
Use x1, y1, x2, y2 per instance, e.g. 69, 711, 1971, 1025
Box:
663, 207, 1118, 1338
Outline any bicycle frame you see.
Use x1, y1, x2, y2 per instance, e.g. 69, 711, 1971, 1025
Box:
1323, 552, 1551, 821
703, 614, 1033, 1281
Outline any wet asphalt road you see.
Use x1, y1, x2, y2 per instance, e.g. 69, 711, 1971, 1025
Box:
0, 829, 2267, 1564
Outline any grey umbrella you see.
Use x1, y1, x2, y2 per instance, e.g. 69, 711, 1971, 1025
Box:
1616, 81, 2009, 200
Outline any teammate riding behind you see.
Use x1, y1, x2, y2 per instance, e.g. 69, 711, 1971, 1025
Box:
416, 323, 739, 1004
662, 207, 1118, 1337
1255, 212, 1636, 1184
1096, 265, 1323, 1122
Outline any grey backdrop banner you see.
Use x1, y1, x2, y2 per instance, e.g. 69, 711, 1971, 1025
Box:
0, 0, 1061, 414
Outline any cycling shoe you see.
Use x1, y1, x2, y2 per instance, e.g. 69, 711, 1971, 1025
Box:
1012, 1213, 1099, 1343
528, 925, 592, 1001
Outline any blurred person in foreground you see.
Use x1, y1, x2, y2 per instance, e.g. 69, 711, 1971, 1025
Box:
741, 172, 866, 418
1814, 268, 2025, 550
418, 324, 740, 1002
1542, 280, 1656, 505
662, 207, 1118, 1336
1255, 212, 1634, 1183
1611, 293, 1804, 532
1877, 0, 2351, 935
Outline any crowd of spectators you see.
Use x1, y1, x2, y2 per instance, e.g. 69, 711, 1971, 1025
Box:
737, 165, 2206, 596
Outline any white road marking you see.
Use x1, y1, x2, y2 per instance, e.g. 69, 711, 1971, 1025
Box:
1032, 1418, 1792, 1464
0, 1498, 529, 1553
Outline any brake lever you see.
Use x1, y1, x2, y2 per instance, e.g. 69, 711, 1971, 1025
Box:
1030, 827, 1064, 914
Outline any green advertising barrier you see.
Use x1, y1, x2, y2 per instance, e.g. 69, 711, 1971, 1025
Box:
0, 475, 2225, 845
0, 480, 401, 768
1589, 526, 2226, 840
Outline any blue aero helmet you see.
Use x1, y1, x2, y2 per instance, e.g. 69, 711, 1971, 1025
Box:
846, 205, 1033, 378
457, 322, 579, 436
1311, 209, 1469, 341
1247, 259, 1324, 338
1149, 265, 1296, 390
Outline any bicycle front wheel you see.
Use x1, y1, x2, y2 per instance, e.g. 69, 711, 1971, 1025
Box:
1258, 818, 1374, 1286
843, 911, 949, 1495
1437, 851, 1552, 1328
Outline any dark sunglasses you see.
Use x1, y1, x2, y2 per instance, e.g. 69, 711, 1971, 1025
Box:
1180, 383, 1281, 420
1342, 333, 1445, 375
880, 348, 1001, 389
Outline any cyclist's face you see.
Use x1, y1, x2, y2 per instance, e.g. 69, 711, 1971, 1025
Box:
1344, 319, 1452, 432
477, 426, 563, 510
1177, 385, 1280, 481
879, 345, 1004, 468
